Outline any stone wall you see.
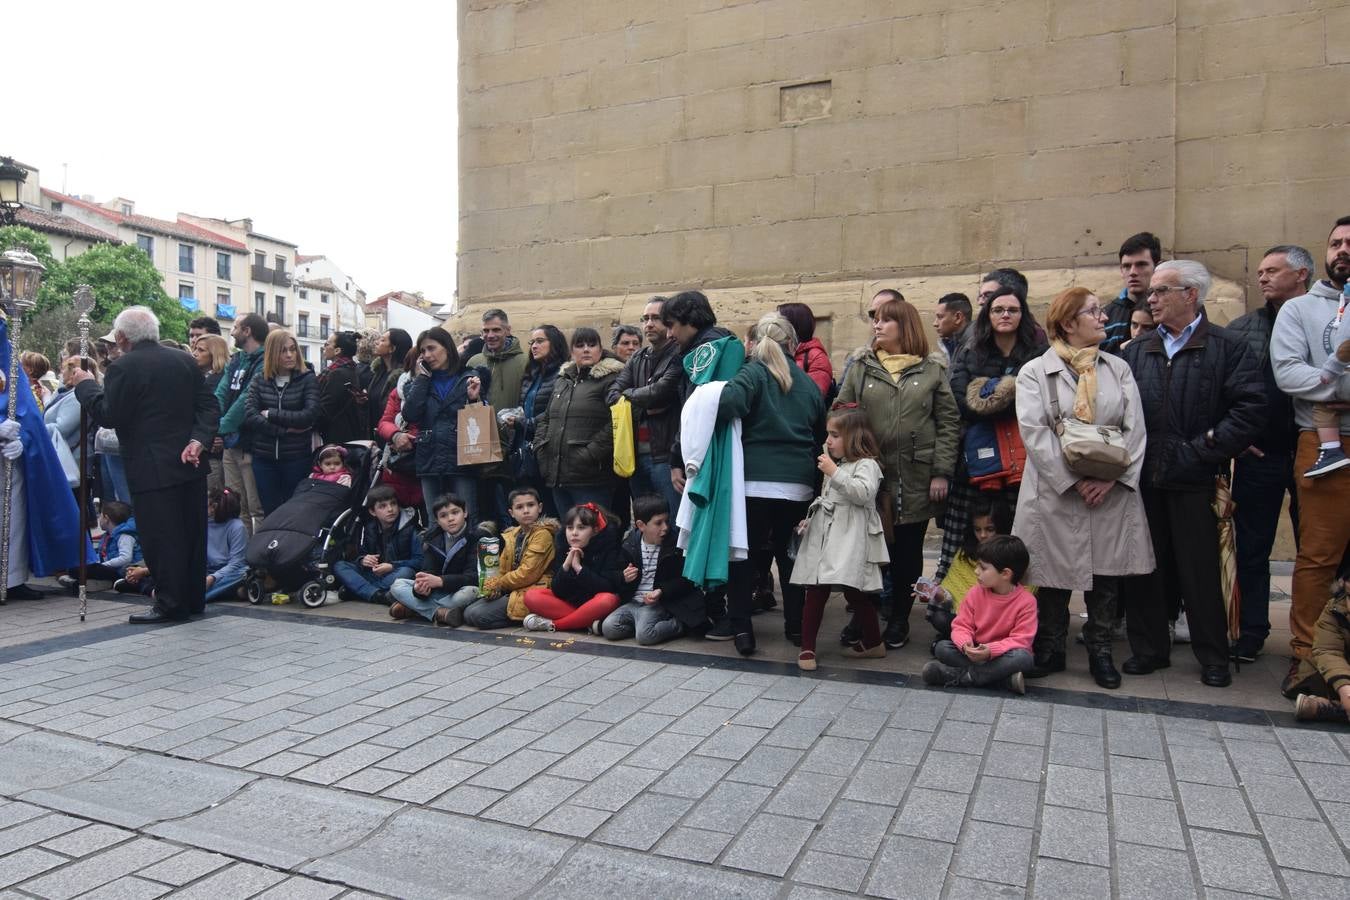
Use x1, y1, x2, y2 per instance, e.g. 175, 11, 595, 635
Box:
457, 0, 1348, 332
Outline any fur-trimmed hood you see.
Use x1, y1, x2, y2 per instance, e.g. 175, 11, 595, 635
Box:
964, 375, 1017, 416
559, 356, 625, 381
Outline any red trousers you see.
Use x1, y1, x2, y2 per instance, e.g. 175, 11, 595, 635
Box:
522, 587, 620, 631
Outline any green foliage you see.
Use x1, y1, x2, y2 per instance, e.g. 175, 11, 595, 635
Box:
0, 226, 59, 274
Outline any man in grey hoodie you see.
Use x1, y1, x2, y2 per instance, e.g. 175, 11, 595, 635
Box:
1271, 214, 1350, 695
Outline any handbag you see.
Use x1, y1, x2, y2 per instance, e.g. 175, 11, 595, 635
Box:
611, 397, 636, 478
1048, 371, 1130, 481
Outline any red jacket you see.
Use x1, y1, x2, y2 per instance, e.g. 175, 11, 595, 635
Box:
951, 584, 1037, 658
795, 338, 834, 397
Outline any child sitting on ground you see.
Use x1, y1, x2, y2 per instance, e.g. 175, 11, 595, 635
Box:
310, 444, 353, 487
203, 487, 248, 602
388, 493, 478, 626
334, 485, 422, 605
924, 496, 1022, 642
60, 500, 140, 588
790, 408, 890, 670
1292, 567, 1350, 723
1305, 286, 1350, 478
521, 502, 624, 633
601, 494, 706, 646
922, 534, 1037, 695
463, 487, 558, 629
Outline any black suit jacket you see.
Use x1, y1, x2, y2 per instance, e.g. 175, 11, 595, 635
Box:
75, 340, 220, 493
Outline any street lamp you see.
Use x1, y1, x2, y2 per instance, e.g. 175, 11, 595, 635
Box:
0, 158, 27, 226
0, 248, 45, 606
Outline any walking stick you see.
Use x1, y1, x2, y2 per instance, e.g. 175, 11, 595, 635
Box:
0, 249, 45, 607
73, 286, 94, 621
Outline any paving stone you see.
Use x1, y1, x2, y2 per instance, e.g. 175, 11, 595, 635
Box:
206, 731, 308, 769
653, 826, 733, 864
729, 699, 797, 729
765, 771, 846, 820
453, 726, 544, 764
334, 767, 406, 795
1256, 813, 1350, 876
252, 877, 344, 900
0, 813, 86, 856
799, 736, 870, 777
1276, 727, 1348, 764
810, 800, 893, 859
1048, 729, 1104, 769
1281, 869, 1350, 900
650, 754, 737, 799
1190, 829, 1282, 896
1296, 760, 1350, 803
690, 781, 772, 834
825, 708, 889, 741
1115, 843, 1198, 900
382, 734, 474, 774
426, 783, 504, 816
149, 778, 399, 870
579, 695, 649, 724
1049, 704, 1103, 736
696, 723, 768, 761
1109, 755, 1174, 799
643, 689, 711, 717
380, 759, 484, 804
18, 837, 177, 900
914, 750, 981, 794
842, 761, 913, 807
944, 695, 1002, 725
39, 822, 133, 857
481, 775, 584, 828
950, 821, 1032, 887
75, 875, 171, 900
539, 844, 779, 899
533, 803, 612, 839
932, 719, 993, 755
865, 835, 952, 900
527, 718, 608, 754
970, 775, 1040, 828
1107, 720, 1165, 760
0, 801, 44, 830
895, 788, 968, 843
1241, 773, 1321, 820
793, 850, 870, 893
246, 750, 318, 777
992, 713, 1048, 747
721, 812, 816, 877
980, 741, 1046, 783
1045, 764, 1106, 812
1177, 782, 1258, 834
570, 764, 662, 813
163, 862, 287, 899
136, 849, 232, 886
1322, 800, 1350, 848
1112, 794, 1186, 850
1030, 858, 1110, 899
547, 741, 632, 781
1167, 743, 1237, 786
593, 793, 694, 851
764, 715, 831, 750
891, 695, 950, 734
1227, 738, 1298, 778
0, 848, 65, 890
868, 728, 932, 765
468, 748, 563, 791
1036, 806, 1110, 867
0, 732, 130, 795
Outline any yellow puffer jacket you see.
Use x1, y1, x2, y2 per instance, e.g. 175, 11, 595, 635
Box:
1298, 584, 1350, 696
487, 518, 559, 621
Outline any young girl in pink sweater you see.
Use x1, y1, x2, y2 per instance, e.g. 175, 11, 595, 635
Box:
922, 535, 1037, 695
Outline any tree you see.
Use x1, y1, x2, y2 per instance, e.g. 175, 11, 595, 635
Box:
0, 226, 59, 275
40, 243, 189, 342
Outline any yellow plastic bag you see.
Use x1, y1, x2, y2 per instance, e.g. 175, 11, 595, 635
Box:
611, 396, 636, 478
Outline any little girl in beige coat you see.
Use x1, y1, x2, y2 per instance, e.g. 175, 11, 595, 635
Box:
791, 408, 891, 670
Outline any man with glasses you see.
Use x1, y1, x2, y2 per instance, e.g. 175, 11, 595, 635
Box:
609, 296, 683, 515
1102, 232, 1162, 355
1121, 261, 1265, 687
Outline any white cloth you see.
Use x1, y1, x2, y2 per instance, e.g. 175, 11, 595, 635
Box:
674, 382, 748, 563
47, 424, 79, 488
744, 481, 813, 502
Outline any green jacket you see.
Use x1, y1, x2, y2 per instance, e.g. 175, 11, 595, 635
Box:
215, 346, 265, 438
716, 359, 824, 488
838, 350, 960, 524
534, 356, 624, 487
468, 337, 527, 412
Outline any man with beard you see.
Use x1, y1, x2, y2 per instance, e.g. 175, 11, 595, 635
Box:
1272, 215, 1350, 695
609, 296, 683, 517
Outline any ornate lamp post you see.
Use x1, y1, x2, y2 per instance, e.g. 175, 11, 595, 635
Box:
73, 286, 94, 620
0, 249, 44, 605
0, 159, 27, 226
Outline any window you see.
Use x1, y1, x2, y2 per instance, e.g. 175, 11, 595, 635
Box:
217, 252, 231, 280
298, 289, 307, 300
320, 316, 330, 340
301, 344, 310, 364
178, 244, 194, 273
321, 293, 330, 305
120, 203, 132, 215
275, 255, 286, 274
50, 201, 63, 213
275, 295, 286, 322
297, 313, 309, 338
137, 234, 153, 257
254, 251, 265, 268
217, 289, 230, 306
178, 283, 195, 300
254, 291, 265, 315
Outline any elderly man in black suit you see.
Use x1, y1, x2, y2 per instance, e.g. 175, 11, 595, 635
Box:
71, 306, 220, 623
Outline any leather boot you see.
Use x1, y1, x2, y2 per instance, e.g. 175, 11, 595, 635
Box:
1025, 652, 1066, 679
1088, 650, 1121, 689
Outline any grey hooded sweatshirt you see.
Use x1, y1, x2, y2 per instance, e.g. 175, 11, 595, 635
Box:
1271, 279, 1350, 433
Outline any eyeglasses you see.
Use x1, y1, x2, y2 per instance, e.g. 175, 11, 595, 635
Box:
1077, 307, 1107, 319
1145, 285, 1191, 298
639, 315, 663, 323
989, 306, 1021, 317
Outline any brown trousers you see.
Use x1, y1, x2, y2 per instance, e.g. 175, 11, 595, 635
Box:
1291, 431, 1350, 660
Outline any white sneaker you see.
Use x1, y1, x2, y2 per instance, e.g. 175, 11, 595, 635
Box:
1173, 612, 1191, 645
523, 614, 555, 632
588, 620, 603, 636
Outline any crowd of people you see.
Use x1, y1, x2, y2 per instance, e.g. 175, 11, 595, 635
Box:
2, 216, 1349, 724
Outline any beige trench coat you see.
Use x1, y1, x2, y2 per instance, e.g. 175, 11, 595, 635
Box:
790, 458, 891, 593
1012, 348, 1155, 591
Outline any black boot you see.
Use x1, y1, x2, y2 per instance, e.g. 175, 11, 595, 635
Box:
883, 616, 909, 650
1026, 652, 1066, 679
1088, 650, 1121, 689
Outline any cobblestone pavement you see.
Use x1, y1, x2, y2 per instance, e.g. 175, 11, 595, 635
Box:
0, 603, 1347, 898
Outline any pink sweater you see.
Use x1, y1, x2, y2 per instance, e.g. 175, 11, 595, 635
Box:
950, 584, 1038, 658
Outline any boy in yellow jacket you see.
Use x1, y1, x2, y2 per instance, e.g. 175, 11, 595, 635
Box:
463, 487, 557, 629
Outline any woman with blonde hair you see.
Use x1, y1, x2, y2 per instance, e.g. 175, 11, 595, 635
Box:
244, 328, 320, 515
192, 334, 230, 493
1012, 286, 1152, 688
706, 313, 826, 655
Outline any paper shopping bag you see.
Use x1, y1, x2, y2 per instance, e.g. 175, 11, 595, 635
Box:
457, 404, 503, 465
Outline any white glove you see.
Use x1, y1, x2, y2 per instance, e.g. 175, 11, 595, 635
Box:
0, 419, 19, 441
0, 436, 22, 461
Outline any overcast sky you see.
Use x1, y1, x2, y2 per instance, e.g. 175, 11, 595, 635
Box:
10, 0, 457, 303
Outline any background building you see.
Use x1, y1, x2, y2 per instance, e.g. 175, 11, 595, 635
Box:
368, 290, 446, 339
456, 0, 1350, 359
294, 254, 367, 363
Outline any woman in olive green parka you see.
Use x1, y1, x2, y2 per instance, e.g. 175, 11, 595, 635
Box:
837, 297, 960, 648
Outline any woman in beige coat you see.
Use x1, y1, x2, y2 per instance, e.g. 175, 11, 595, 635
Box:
1013, 287, 1154, 690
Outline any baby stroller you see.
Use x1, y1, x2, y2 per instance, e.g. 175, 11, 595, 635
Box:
243, 440, 377, 608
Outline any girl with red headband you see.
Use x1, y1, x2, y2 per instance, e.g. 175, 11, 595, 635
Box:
521, 502, 625, 633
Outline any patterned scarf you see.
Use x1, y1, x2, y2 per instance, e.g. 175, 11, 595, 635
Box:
1050, 339, 1098, 423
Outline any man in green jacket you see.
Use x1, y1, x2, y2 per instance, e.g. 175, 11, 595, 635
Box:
467, 308, 527, 524
215, 314, 268, 534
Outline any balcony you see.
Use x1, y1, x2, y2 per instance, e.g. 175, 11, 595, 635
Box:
251, 263, 274, 284
272, 268, 292, 287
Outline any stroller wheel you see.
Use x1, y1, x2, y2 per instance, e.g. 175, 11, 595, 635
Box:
323, 571, 337, 588
300, 581, 326, 608
246, 575, 263, 605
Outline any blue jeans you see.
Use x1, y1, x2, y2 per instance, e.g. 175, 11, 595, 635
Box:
552, 485, 613, 517
333, 560, 415, 602
100, 454, 131, 504
1233, 450, 1299, 646
388, 579, 479, 623
933, 640, 1033, 687
421, 474, 478, 525
206, 574, 244, 603
629, 454, 682, 520
252, 456, 312, 517
601, 601, 685, 646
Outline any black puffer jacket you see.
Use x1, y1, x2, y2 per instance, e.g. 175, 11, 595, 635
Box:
949, 339, 1047, 424
402, 365, 493, 477
316, 360, 368, 446
550, 518, 624, 604
535, 356, 625, 488
244, 369, 320, 461
1226, 302, 1298, 456
518, 361, 561, 447
607, 340, 682, 464
1122, 315, 1266, 491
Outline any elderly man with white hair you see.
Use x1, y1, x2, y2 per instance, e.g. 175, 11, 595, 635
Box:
70, 306, 220, 623
1121, 260, 1266, 687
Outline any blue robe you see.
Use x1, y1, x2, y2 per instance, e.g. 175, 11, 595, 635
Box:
0, 320, 83, 577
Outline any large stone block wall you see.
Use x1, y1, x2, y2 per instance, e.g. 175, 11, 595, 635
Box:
457, 0, 1347, 332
